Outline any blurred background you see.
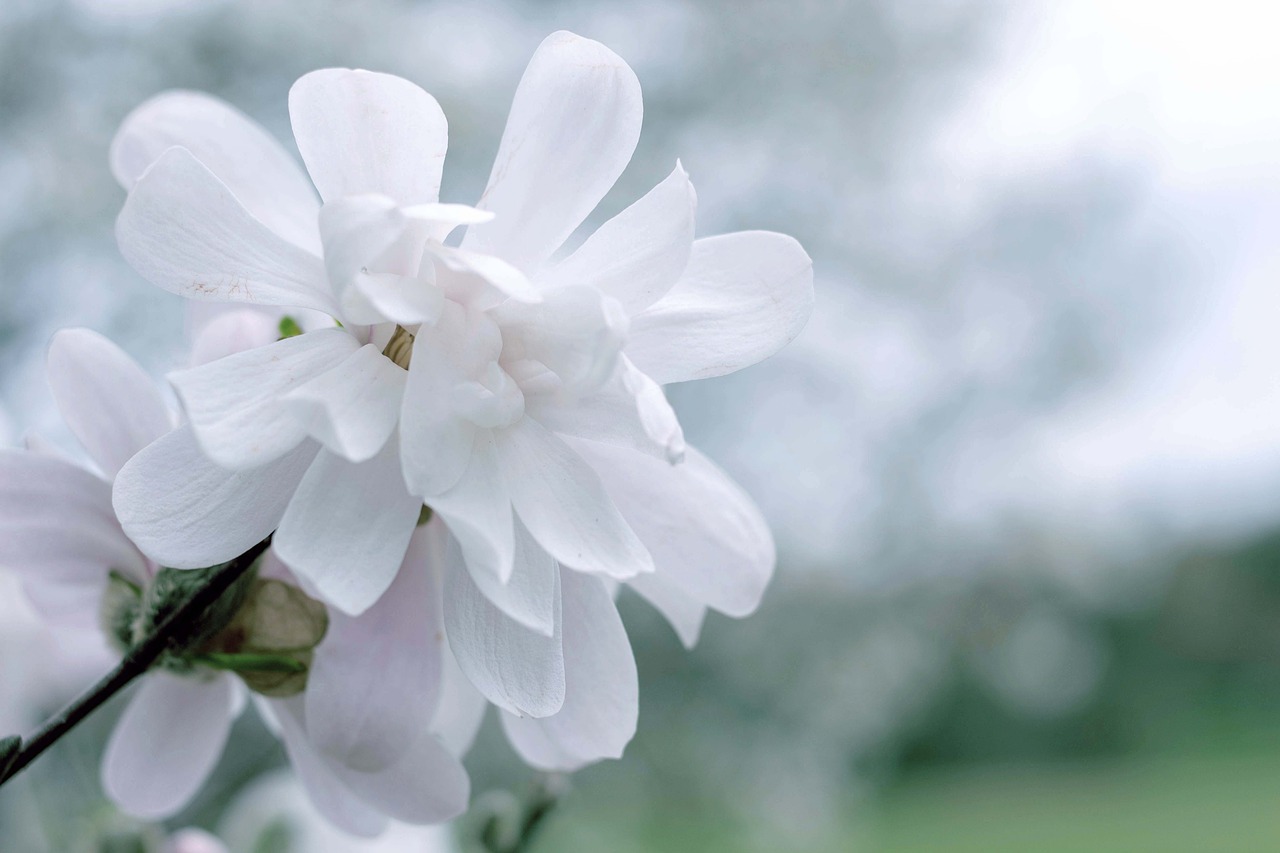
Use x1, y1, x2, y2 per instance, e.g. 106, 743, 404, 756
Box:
3, 0, 1280, 850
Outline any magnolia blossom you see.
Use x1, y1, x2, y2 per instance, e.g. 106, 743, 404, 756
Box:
110, 31, 812, 771
0, 328, 470, 833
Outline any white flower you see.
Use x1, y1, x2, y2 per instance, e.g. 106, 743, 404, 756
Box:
0, 327, 469, 832
110, 31, 812, 770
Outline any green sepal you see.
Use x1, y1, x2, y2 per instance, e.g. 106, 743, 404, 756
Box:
277, 315, 303, 339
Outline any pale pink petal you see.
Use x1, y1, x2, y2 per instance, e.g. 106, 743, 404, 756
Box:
111, 90, 320, 253
169, 328, 359, 469
274, 441, 420, 616
46, 328, 173, 479
306, 529, 442, 772
501, 569, 637, 770
117, 147, 336, 314
626, 231, 814, 384
541, 163, 696, 312
462, 32, 642, 271
102, 673, 238, 820
282, 343, 406, 463
188, 309, 279, 367
113, 426, 318, 569
497, 418, 653, 580
290, 69, 447, 206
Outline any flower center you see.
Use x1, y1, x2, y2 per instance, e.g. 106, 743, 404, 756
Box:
382, 324, 415, 370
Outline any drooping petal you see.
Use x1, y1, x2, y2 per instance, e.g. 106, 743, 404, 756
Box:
110, 90, 321, 252
274, 440, 420, 616
432, 631, 488, 757
306, 529, 442, 772
501, 569, 637, 770
443, 532, 565, 718
399, 303, 489, 497
428, 431, 513, 583
281, 343, 406, 463
466, 518, 557, 637
627, 572, 706, 649
528, 357, 684, 464
462, 31, 642, 271
289, 69, 448, 206
573, 441, 775, 617
169, 328, 359, 470
626, 231, 814, 384
269, 698, 389, 838
102, 673, 238, 819
329, 727, 470, 826
541, 163, 696, 312
117, 147, 337, 314
113, 426, 318, 569
46, 328, 173, 479
0, 449, 145, 619
497, 418, 653, 580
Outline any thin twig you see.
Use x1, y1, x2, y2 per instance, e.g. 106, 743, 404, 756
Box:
0, 536, 273, 788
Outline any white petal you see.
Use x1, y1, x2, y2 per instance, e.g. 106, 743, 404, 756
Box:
111, 90, 321, 252
290, 69, 447, 206
274, 441, 420, 616
270, 698, 389, 838
432, 245, 540, 303
0, 449, 146, 590
501, 569, 637, 770
467, 518, 557, 637
627, 572, 706, 649
428, 430, 513, 583
541, 163, 696, 312
574, 442, 774, 617
46, 328, 173, 479
188, 309, 280, 366
626, 231, 815, 384
399, 302, 485, 496
306, 530, 442, 772
161, 828, 228, 853
113, 426, 318, 569
102, 673, 237, 819
463, 31, 642, 271
117, 147, 337, 314
528, 356, 684, 463
169, 328, 359, 470
443, 532, 565, 717
497, 418, 653, 580
491, 285, 628, 395
282, 344, 405, 463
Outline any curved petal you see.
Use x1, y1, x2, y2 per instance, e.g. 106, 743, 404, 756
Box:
399, 302, 486, 497
169, 328, 360, 470
111, 90, 321, 252
282, 343, 406, 463
626, 231, 814, 384
573, 441, 774, 617
188, 309, 280, 367
462, 31, 642, 271
432, 631, 488, 757
0, 449, 145, 622
428, 430, 513, 583
467, 517, 557, 637
289, 69, 447, 206
102, 673, 237, 820
497, 418, 653, 580
443, 532, 565, 718
270, 698, 389, 838
117, 147, 337, 314
306, 528, 442, 772
47, 328, 173, 479
627, 572, 706, 649
113, 426, 318, 569
274, 440, 420, 616
528, 357, 684, 464
541, 162, 696, 312
330, 728, 470, 826
501, 569, 637, 770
